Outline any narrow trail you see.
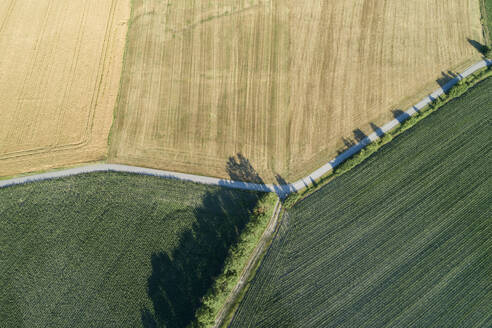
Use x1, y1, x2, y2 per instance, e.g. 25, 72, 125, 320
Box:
213, 199, 282, 328
0, 59, 490, 196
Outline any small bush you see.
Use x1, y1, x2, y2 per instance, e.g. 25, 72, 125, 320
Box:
485, 46, 492, 58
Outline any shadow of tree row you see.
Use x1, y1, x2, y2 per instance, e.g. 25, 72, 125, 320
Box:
339, 37, 488, 155
338, 122, 386, 155
140, 154, 267, 328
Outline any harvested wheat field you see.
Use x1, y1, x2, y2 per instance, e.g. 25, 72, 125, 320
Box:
109, 0, 484, 182
0, 0, 130, 177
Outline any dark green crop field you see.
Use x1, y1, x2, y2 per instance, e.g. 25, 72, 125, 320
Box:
0, 173, 266, 327
230, 78, 492, 327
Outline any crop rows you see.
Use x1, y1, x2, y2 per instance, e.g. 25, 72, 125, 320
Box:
0, 0, 130, 177
109, 0, 483, 182
230, 78, 492, 327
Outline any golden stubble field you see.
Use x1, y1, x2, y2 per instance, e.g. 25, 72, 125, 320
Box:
1, 0, 484, 182
109, 0, 484, 183
0, 0, 130, 177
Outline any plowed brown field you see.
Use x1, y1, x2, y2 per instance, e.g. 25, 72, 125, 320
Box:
109, 0, 484, 183
0, 0, 130, 177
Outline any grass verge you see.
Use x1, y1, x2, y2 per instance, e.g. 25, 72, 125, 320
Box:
215, 204, 284, 328
193, 193, 278, 327
107, 0, 135, 149
481, 0, 492, 45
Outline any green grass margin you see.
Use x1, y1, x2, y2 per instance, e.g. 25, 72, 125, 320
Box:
191, 193, 279, 327
106, 0, 135, 151
216, 206, 287, 328
481, 0, 492, 46
283, 65, 492, 209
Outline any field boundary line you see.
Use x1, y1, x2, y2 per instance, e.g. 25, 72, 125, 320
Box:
1, 59, 490, 195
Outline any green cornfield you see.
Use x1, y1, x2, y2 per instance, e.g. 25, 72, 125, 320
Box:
0, 173, 265, 327
230, 78, 492, 327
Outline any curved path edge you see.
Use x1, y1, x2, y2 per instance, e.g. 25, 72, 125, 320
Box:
1, 59, 490, 196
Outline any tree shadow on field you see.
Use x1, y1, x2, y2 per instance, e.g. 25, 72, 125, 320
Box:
227, 153, 295, 198
330, 122, 387, 168
337, 128, 368, 155
226, 153, 264, 184
353, 128, 368, 143
141, 155, 265, 328
370, 122, 385, 138
436, 71, 460, 93
273, 173, 297, 198
467, 38, 489, 56
391, 109, 411, 123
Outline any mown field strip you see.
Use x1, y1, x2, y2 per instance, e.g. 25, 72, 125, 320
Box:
229, 77, 492, 327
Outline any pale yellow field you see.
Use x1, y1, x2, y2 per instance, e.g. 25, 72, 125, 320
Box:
0, 0, 130, 177
109, 0, 484, 183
